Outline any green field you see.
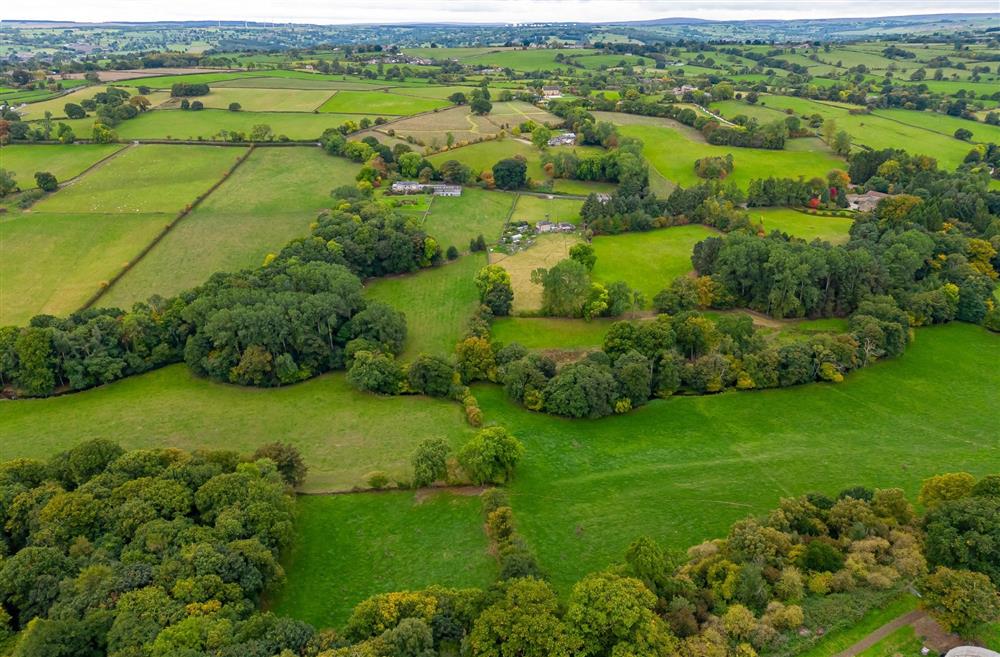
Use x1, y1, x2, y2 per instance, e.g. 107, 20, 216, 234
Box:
99, 147, 360, 307
511, 194, 584, 224
856, 626, 924, 657
757, 96, 978, 169
421, 188, 516, 250
0, 143, 124, 188
272, 491, 494, 628
478, 322, 1000, 591
173, 86, 337, 112
751, 207, 854, 244
0, 365, 473, 492
603, 117, 844, 190
873, 107, 1000, 144
317, 90, 450, 115
49, 108, 381, 141
34, 144, 246, 214
365, 254, 485, 360
796, 594, 919, 657
591, 225, 715, 301
427, 138, 545, 180
0, 212, 168, 324
491, 316, 634, 350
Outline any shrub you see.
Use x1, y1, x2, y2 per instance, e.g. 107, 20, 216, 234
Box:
33, 171, 58, 192
411, 438, 451, 487
366, 471, 390, 489
228, 102, 242, 111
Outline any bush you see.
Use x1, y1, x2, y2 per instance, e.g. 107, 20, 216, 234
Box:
457, 427, 524, 485
33, 171, 58, 192
411, 438, 451, 487
366, 471, 390, 489
228, 102, 242, 111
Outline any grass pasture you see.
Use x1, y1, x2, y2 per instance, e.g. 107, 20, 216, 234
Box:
757, 96, 977, 169
0, 143, 124, 188
99, 147, 360, 307
163, 86, 337, 112
478, 322, 1000, 592
34, 144, 247, 214
272, 491, 494, 629
0, 365, 474, 492
317, 90, 450, 115
421, 188, 516, 250
591, 225, 715, 301
593, 111, 844, 189
0, 212, 168, 324
511, 194, 584, 224
365, 255, 485, 360
751, 207, 854, 244
491, 316, 632, 350
428, 138, 544, 179
492, 232, 583, 312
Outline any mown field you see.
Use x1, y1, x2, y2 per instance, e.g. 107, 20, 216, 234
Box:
0, 365, 474, 493
365, 254, 485, 360
511, 194, 584, 223
491, 316, 636, 349
167, 86, 338, 112
420, 187, 515, 250
591, 225, 716, 301
272, 491, 494, 628
751, 207, 854, 244
317, 89, 450, 115
100, 146, 360, 307
427, 138, 545, 178
0, 143, 124, 188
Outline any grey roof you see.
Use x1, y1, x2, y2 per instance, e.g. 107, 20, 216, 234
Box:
945, 649, 1000, 657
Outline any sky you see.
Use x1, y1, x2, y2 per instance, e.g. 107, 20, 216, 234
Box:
9, 0, 1000, 25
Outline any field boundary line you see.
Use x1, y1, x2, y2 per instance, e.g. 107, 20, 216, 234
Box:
79, 144, 257, 311
56, 142, 136, 189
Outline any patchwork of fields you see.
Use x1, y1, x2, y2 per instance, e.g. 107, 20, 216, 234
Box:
3, 49, 999, 649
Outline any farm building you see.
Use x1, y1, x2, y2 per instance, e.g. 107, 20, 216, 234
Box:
671, 84, 698, 98
541, 86, 562, 98
547, 132, 577, 146
944, 649, 1000, 657
846, 190, 889, 212
390, 181, 462, 196
536, 221, 576, 234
